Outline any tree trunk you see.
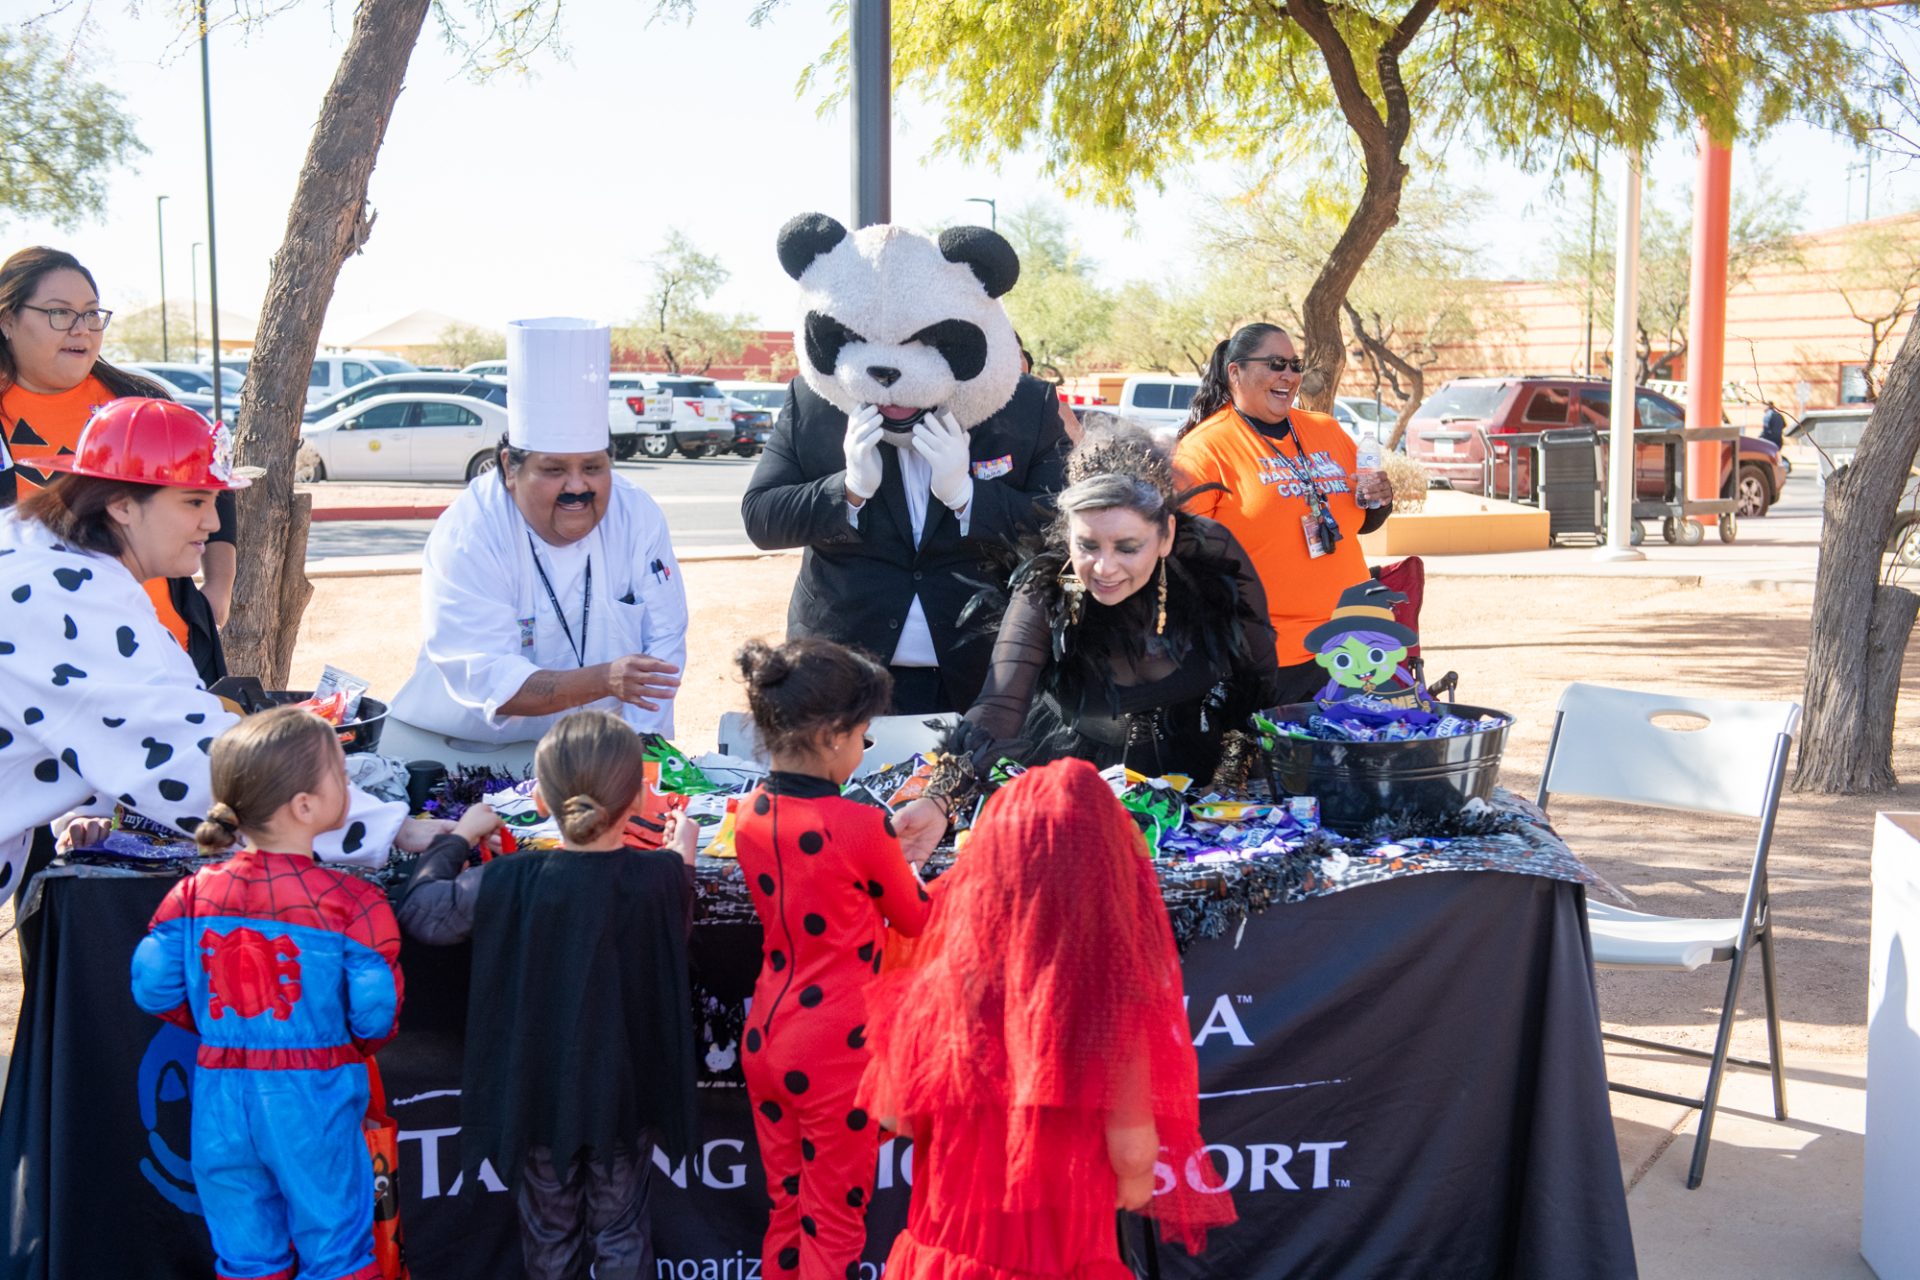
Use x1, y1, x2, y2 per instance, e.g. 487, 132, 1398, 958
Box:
222, 0, 433, 684
1343, 299, 1423, 448
1795, 318, 1920, 792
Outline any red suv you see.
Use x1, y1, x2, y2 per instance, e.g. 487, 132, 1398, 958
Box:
1403, 377, 1787, 516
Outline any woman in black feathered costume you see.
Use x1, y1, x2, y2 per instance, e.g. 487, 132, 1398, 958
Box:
909, 423, 1280, 830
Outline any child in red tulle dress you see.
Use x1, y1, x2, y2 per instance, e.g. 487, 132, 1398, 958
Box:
860, 758, 1235, 1279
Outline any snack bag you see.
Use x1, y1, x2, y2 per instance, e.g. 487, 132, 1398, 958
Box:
312, 665, 372, 723
640, 735, 727, 795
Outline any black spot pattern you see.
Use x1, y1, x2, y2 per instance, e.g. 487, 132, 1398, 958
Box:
342, 821, 367, 854
803, 912, 826, 936
0, 863, 12, 891
52, 567, 92, 592
757, 873, 776, 895
882, 813, 897, 838
801, 1138, 816, 1161
61, 615, 75, 641
118, 794, 136, 807
33, 759, 58, 783
770, 950, 787, 973
798, 830, 824, 855
857, 941, 874, 963
754, 793, 771, 816
778, 1246, 799, 1270
847, 1108, 869, 1131
0, 728, 9, 749
102, 717, 125, 728
782, 1174, 800, 1196
115, 626, 138, 657
175, 817, 199, 834
10, 586, 27, 603
846, 1187, 865, 1208
846, 1265, 860, 1280
197, 738, 212, 754
59, 748, 78, 773
798, 985, 823, 1008
785, 1070, 810, 1094
866, 879, 884, 898
846, 1024, 866, 1050
871, 951, 883, 974
759, 1100, 783, 1123
185, 713, 205, 725
50, 663, 85, 685
23, 707, 43, 725
918, 886, 930, 902
158, 780, 188, 802
745, 1027, 762, 1053
801, 1216, 817, 1238
142, 738, 173, 769
0, 641, 13, 654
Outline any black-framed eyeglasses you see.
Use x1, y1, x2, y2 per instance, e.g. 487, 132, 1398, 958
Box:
1236, 356, 1304, 374
17, 304, 113, 333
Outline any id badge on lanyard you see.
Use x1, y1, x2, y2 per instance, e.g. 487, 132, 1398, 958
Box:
1302, 513, 1331, 559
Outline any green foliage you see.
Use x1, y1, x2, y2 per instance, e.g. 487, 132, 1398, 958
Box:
619, 228, 753, 374
0, 28, 145, 229
426, 323, 507, 369
871, 0, 1879, 211
996, 200, 1116, 374
1098, 270, 1273, 375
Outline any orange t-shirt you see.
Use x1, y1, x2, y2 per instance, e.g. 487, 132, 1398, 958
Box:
1174, 405, 1371, 665
1, 376, 193, 648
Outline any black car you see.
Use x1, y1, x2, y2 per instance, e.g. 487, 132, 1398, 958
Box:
302, 373, 507, 425
727, 399, 773, 458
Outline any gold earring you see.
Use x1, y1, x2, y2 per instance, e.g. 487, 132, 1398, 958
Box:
1155, 560, 1168, 635
1059, 570, 1085, 625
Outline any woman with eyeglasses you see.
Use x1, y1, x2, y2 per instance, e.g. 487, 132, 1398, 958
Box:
0, 246, 236, 685
1173, 323, 1393, 704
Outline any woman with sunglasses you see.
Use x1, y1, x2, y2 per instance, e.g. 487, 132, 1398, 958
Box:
1173, 323, 1392, 704
0, 246, 236, 685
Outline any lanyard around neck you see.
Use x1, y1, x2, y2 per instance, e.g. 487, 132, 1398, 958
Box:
528, 534, 592, 668
1232, 408, 1325, 504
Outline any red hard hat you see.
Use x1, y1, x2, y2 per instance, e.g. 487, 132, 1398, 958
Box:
16, 397, 253, 490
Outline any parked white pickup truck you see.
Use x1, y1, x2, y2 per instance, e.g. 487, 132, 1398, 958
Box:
608, 372, 731, 460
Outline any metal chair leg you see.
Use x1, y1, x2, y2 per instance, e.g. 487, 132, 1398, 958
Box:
1687, 942, 1754, 1189
1758, 925, 1789, 1121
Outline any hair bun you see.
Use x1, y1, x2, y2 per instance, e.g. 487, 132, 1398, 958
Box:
736, 639, 793, 688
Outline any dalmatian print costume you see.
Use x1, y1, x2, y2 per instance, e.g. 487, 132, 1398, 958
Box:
0, 511, 406, 885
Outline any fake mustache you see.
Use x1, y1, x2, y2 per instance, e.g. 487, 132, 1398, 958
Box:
555, 491, 596, 508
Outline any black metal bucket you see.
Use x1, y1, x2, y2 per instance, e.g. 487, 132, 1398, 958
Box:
265, 690, 389, 755
1259, 701, 1512, 834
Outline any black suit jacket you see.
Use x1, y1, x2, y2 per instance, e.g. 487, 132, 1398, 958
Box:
741, 375, 1071, 709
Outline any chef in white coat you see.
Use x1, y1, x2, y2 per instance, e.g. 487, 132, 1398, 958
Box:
386, 318, 688, 762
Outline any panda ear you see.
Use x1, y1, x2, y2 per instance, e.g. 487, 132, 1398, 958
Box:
777, 213, 850, 281
937, 226, 1021, 298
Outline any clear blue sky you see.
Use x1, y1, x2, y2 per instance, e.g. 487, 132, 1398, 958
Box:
6, 0, 1916, 346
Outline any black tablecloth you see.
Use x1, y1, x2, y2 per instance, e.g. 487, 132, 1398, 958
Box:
1, 868, 1635, 1279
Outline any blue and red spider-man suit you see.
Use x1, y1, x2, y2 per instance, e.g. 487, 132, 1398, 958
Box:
131, 850, 404, 1280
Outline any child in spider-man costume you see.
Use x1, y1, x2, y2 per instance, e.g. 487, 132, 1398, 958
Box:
732, 639, 932, 1280
130, 708, 441, 1280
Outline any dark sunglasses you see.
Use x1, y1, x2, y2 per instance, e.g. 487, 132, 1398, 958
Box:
1236, 356, 1305, 374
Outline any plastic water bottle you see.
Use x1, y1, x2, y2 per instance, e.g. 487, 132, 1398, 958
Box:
1355, 424, 1384, 509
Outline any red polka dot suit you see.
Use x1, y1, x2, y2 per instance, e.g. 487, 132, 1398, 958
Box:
734, 772, 931, 1280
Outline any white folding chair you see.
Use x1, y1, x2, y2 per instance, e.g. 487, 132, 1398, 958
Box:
1536, 682, 1800, 1189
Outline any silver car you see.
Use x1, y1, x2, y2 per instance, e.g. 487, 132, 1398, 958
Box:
297, 393, 508, 482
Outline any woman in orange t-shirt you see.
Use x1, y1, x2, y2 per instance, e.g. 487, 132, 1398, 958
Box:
0, 246, 235, 683
1173, 323, 1393, 704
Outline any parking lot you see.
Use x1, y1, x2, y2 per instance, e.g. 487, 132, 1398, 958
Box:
303, 452, 760, 558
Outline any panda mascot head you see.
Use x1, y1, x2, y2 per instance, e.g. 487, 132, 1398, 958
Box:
777, 212, 1023, 436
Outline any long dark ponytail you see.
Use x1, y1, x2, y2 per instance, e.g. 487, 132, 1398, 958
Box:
1179, 322, 1290, 438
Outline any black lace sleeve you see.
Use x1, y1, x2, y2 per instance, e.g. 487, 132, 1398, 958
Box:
963, 580, 1052, 746
1186, 518, 1281, 718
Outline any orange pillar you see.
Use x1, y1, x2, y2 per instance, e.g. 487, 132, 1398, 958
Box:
1685, 129, 1732, 509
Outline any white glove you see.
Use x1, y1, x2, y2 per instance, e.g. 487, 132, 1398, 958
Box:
912, 410, 974, 512
844, 405, 885, 501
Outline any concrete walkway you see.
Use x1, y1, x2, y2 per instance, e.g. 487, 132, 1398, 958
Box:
1615, 1044, 1874, 1278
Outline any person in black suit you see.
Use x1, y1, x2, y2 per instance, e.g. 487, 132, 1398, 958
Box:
742, 373, 1070, 715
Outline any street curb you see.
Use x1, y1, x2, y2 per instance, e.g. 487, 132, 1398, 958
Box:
310, 505, 449, 522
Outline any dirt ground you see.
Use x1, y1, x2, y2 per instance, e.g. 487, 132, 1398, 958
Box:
4, 559, 1908, 1061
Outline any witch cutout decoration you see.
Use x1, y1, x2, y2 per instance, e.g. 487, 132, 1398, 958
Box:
1304, 580, 1421, 704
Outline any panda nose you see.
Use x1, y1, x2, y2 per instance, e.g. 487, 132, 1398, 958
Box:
868, 366, 901, 388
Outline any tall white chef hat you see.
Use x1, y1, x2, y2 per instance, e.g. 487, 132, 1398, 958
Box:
506, 317, 611, 454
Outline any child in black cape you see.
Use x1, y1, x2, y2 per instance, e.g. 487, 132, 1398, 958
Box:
398, 709, 700, 1280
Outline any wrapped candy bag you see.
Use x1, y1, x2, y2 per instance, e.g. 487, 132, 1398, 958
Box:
640, 735, 728, 795
311, 665, 372, 723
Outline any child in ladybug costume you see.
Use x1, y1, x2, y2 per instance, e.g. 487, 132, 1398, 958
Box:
130, 707, 445, 1280
732, 638, 932, 1279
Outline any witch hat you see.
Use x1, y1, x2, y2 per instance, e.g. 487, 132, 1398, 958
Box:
1303, 579, 1418, 652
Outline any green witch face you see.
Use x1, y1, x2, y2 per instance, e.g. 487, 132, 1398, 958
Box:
1314, 632, 1408, 692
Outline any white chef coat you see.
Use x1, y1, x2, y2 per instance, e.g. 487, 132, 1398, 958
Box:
0, 513, 406, 883
390, 470, 690, 744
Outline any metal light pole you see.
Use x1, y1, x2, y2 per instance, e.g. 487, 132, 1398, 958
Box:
198, 0, 224, 424
965, 196, 997, 230
1596, 149, 1646, 563
191, 242, 203, 365
156, 195, 170, 361
849, 0, 891, 228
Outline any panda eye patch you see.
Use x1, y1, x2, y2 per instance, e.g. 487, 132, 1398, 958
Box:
804, 311, 866, 376
906, 319, 988, 383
